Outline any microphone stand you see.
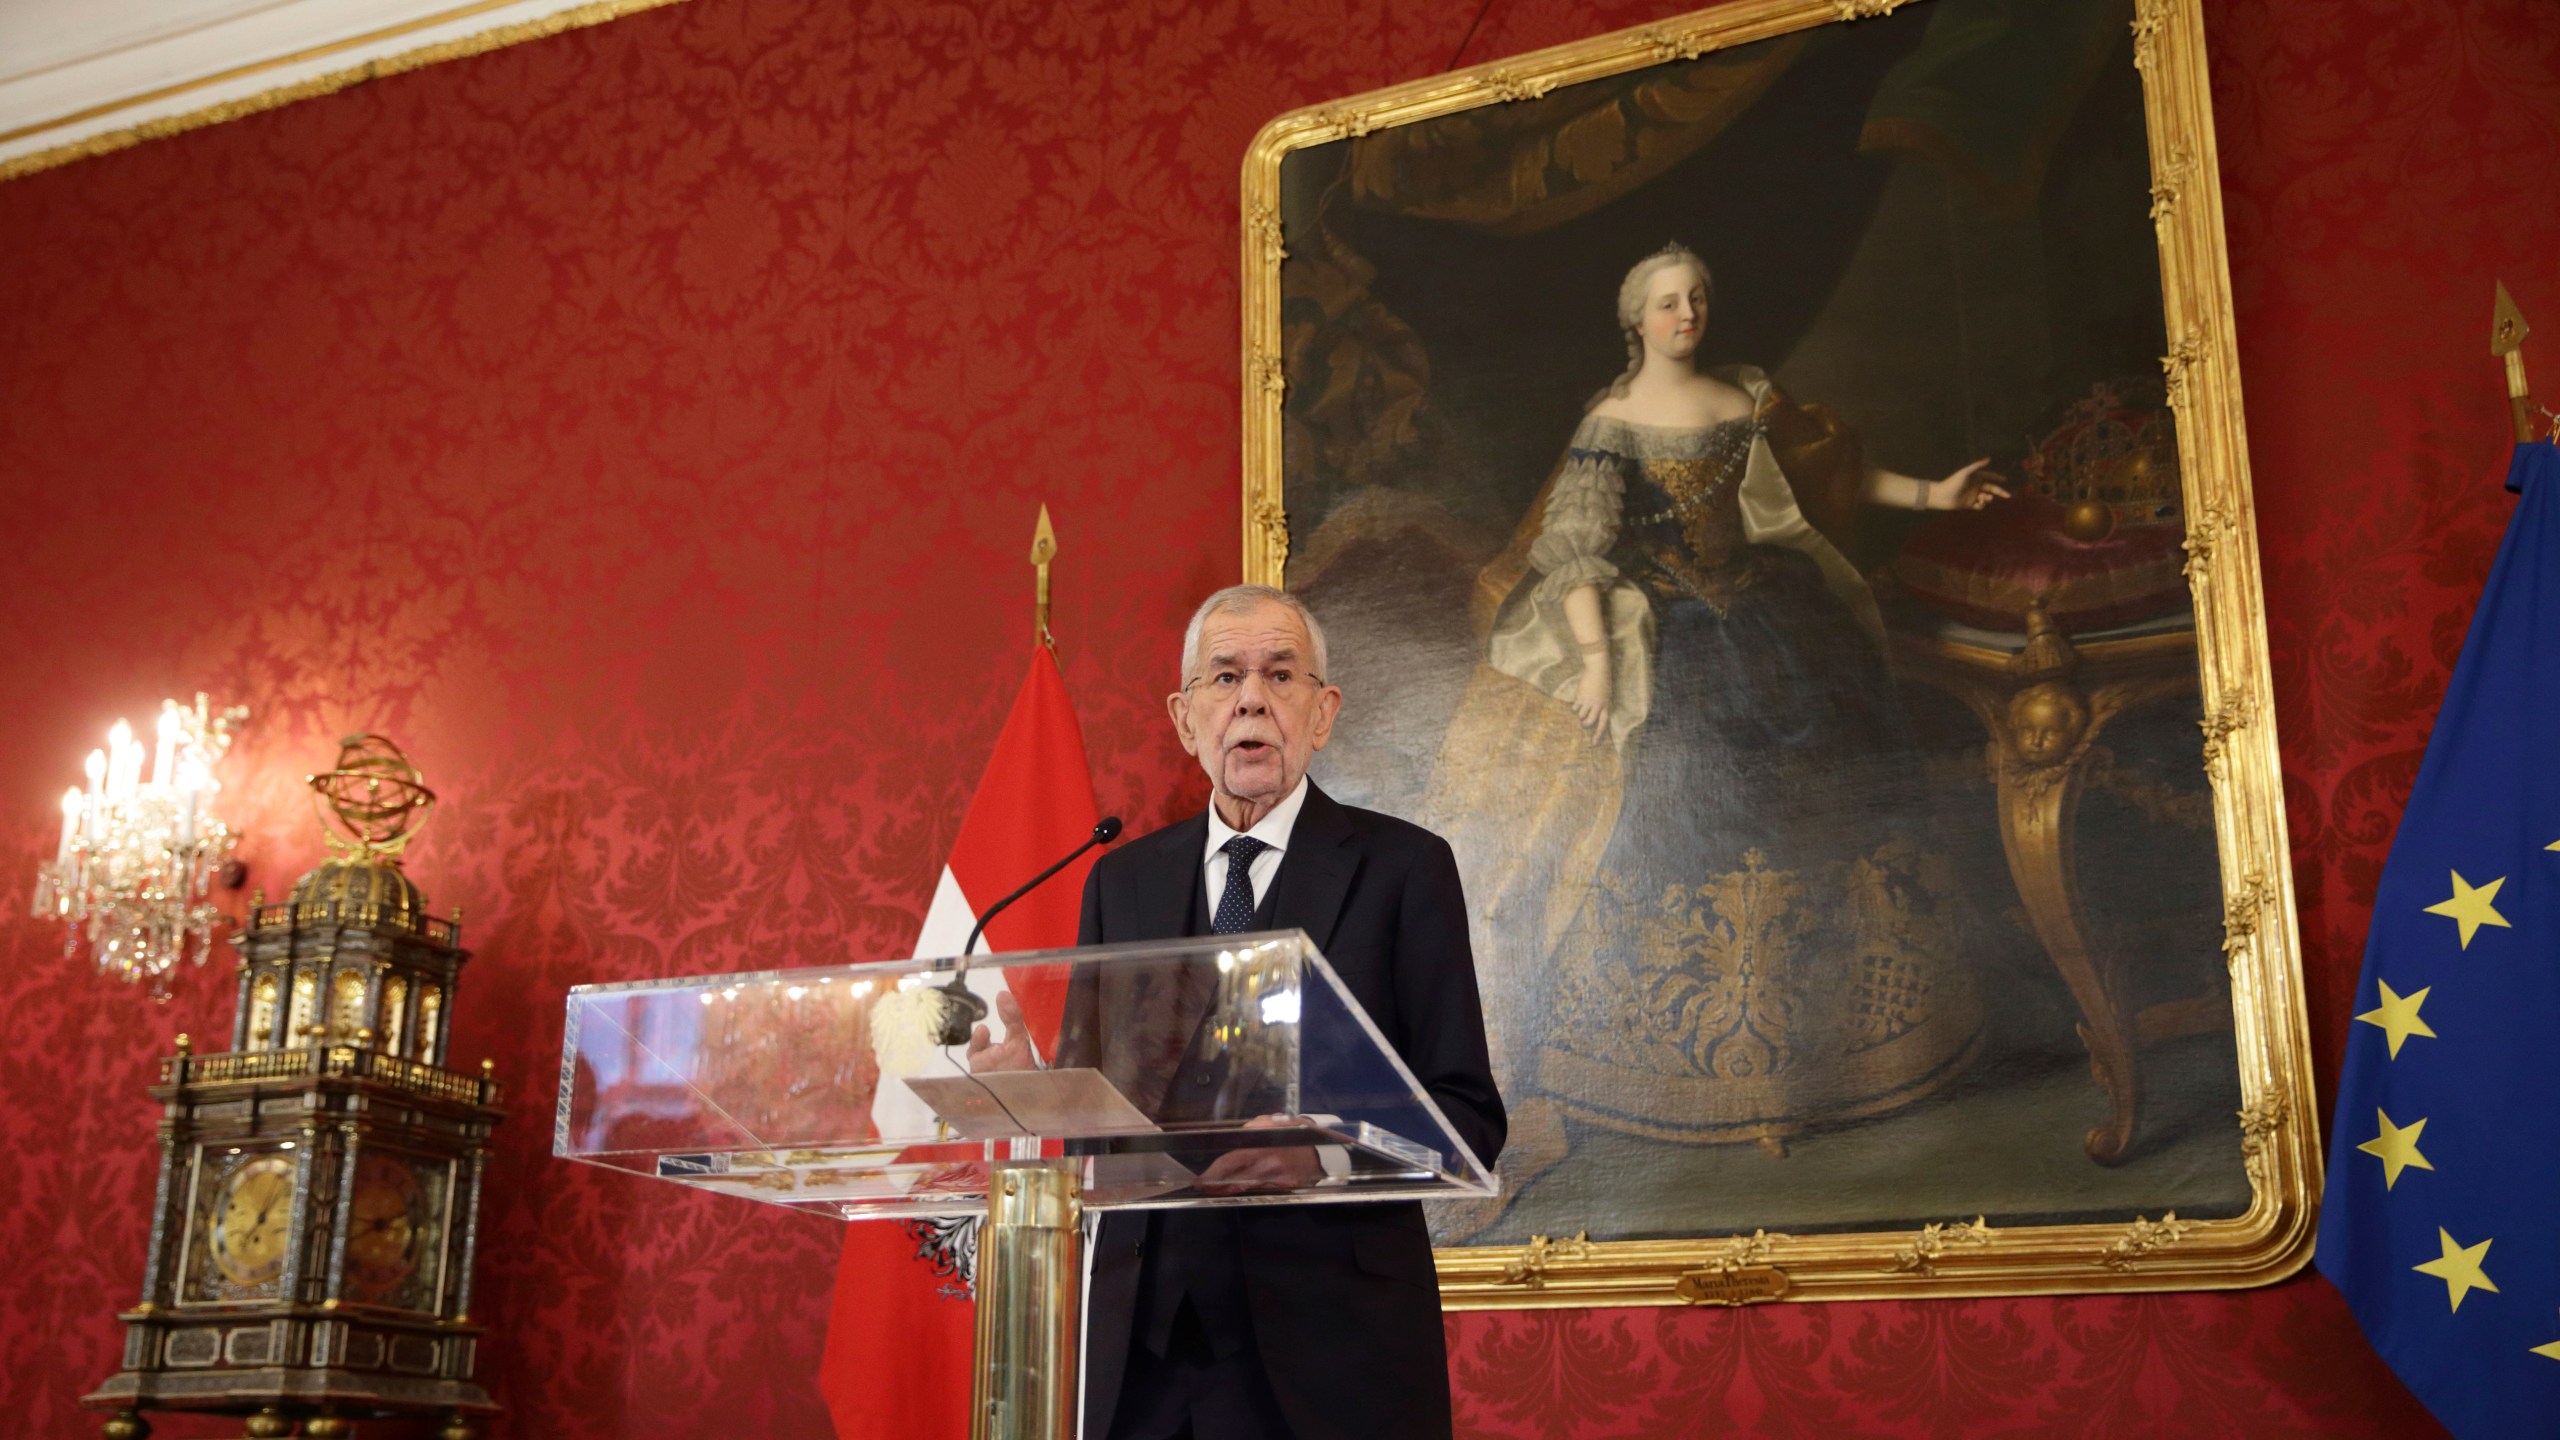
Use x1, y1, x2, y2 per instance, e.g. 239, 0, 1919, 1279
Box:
934, 816, 1123, 1045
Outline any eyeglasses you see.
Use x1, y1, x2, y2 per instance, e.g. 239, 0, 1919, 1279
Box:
1181, 666, 1327, 700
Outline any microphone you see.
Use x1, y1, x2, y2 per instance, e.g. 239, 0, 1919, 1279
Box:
933, 816, 1124, 1046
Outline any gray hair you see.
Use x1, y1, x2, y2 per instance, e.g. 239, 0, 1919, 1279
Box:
1601, 242, 1715, 402
1177, 584, 1332, 688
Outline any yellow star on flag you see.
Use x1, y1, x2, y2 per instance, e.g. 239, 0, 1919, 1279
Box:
2414, 1228, 2498, 1312
2356, 1110, 2434, 1189
2537, 1336, 2560, 1362
2424, 871, 2511, 949
2355, 980, 2437, 1058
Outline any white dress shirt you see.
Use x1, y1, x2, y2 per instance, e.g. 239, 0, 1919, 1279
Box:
1201, 775, 1310, 914
1200, 778, 1343, 1176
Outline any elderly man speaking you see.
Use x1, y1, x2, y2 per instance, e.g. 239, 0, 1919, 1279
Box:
974, 583, 1505, 1440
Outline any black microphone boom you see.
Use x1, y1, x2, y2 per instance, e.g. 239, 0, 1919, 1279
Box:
933, 816, 1123, 1045
962, 815, 1122, 957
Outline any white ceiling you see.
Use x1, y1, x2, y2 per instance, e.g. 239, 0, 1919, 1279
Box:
0, 0, 683, 178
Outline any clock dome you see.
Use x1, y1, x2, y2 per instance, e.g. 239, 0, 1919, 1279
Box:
287, 855, 428, 926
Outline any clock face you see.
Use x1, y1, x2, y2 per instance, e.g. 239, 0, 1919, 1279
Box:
343, 1152, 449, 1311
207, 1155, 297, 1289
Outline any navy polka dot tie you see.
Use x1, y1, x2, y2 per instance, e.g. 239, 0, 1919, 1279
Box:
1214, 836, 1268, 935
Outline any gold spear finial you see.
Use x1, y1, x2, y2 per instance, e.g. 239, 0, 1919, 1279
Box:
1030, 505, 1058, 648
2493, 281, 2536, 442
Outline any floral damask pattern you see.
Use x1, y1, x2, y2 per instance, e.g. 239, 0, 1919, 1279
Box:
5, 0, 2555, 1434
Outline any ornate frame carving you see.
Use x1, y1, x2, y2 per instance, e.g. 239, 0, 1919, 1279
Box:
1239, 0, 2319, 1307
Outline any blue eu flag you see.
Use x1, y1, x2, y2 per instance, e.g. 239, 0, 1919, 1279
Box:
2318, 443, 2560, 1436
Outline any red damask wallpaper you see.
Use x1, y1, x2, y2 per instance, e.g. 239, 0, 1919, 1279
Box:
2, 0, 2551, 1435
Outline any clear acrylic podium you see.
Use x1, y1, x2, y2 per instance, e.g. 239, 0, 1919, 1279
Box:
553, 931, 1496, 1439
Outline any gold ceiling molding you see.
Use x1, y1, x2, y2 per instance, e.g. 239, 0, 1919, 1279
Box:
0, 0, 693, 185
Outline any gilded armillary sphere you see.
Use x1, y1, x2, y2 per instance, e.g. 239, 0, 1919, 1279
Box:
308, 732, 437, 858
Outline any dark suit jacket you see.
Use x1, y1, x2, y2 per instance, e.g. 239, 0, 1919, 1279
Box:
1065, 782, 1505, 1440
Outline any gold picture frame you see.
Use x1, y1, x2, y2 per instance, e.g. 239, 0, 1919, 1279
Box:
1240, 0, 2317, 1308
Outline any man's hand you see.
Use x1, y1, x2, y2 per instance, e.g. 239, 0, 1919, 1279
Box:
1195, 1114, 1327, 1195
965, 989, 1035, 1073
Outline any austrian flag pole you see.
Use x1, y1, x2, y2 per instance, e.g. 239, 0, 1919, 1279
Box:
820, 511, 1101, 1440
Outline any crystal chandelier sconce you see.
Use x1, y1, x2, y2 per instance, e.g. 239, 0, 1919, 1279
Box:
32, 695, 248, 992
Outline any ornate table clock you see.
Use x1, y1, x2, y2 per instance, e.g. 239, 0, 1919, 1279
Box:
85, 736, 503, 1440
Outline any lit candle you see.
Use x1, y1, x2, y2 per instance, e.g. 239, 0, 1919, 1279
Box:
55, 788, 81, 865
153, 702, 180, 789
107, 720, 135, 798
83, 749, 105, 843
179, 786, 199, 848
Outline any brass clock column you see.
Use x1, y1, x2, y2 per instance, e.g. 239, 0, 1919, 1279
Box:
85, 736, 504, 1440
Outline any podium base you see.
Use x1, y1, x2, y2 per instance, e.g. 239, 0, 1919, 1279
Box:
972, 1159, 1083, 1440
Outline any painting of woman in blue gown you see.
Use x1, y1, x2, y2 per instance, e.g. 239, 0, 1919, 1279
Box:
1274, 0, 2247, 1247
1470, 241, 2005, 1161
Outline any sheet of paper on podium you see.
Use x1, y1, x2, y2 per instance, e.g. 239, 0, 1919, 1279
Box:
903, 1068, 1157, 1139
